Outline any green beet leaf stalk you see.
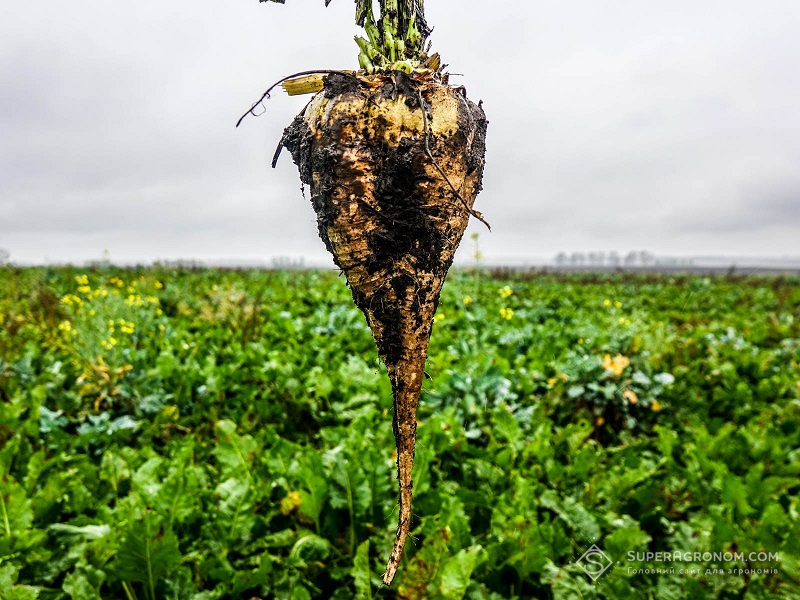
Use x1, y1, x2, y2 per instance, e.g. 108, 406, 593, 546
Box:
260, 0, 432, 71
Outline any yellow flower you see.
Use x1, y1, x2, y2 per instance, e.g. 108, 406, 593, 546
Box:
615, 301, 622, 308
547, 377, 557, 386
498, 286, 513, 298
618, 317, 626, 325
651, 400, 663, 412
61, 293, 83, 306
463, 296, 473, 305
280, 490, 303, 516
578, 338, 583, 345
602, 354, 630, 377
499, 307, 514, 320
154, 280, 164, 289
108, 337, 117, 346
77, 285, 91, 294
603, 299, 611, 307
89, 310, 96, 316
434, 313, 445, 322
623, 389, 638, 404
595, 417, 605, 427
75, 274, 89, 285
156, 309, 163, 316
57, 320, 72, 332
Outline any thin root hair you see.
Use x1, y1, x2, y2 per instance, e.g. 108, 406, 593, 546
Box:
236, 69, 359, 128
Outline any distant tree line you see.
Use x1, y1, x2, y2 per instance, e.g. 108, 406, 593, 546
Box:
554, 251, 693, 268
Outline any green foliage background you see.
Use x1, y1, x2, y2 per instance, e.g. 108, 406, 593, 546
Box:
1, 267, 798, 599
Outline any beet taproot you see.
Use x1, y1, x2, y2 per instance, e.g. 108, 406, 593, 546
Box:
277, 68, 487, 585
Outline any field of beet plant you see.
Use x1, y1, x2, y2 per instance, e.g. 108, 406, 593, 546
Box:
1, 266, 799, 599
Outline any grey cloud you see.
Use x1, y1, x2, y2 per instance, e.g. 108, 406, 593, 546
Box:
670, 177, 800, 234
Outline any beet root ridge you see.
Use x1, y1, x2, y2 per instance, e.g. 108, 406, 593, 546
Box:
280, 70, 487, 586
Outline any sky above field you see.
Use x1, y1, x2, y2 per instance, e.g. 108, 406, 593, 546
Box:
1, 1, 799, 266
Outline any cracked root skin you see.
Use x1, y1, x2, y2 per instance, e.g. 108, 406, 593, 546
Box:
281, 70, 487, 586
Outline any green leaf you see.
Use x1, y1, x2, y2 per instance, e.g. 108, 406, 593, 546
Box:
491, 408, 521, 444
0, 563, 18, 590
156, 444, 205, 525
604, 521, 652, 562
291, 587, 313, 600
721, 473, 753, 518
100, 450, 131, 492
213, 419, 257, 482
567, 384, 585, 399
352, 540, 371, 599
114, 512, 181, 597
438, 545, 483, 599
5, 587, 40, 600
654, 425, 678, 458
215, 477, 256, 543
0, 475, 34, 537
297, 453, 328, 532
49, 523, 111, 540
539, 491, 599, 540
327, 449, 370, 555
63, 564, 105, 600
329, 451, 371, 517
231, 553, 273, 595
398, 527, 452, 597
0, 565, 42, 600
38, 406, 68, 433
163, 566, 199, 598
289, 533, 331, 564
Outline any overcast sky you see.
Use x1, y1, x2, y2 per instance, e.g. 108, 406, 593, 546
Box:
1, 1, 798, 266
